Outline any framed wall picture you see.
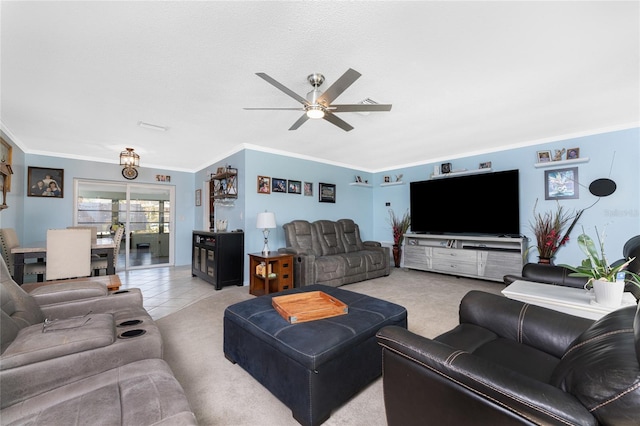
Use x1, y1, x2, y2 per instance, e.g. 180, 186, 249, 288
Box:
195, 189, 202, 206
537, 150, 552, 163
28, 167, 64, 198
319, 182, 336, 203
545, 167, 579, 200
304, 182, 313, 196
0, 137, 13, 192
287, 180, 301, 194
257, 176, 270, 194
272, 178, 286, 193
566, 147, 580, 160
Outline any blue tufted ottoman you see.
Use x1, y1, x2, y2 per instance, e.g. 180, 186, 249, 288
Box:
223, 284, 407, 426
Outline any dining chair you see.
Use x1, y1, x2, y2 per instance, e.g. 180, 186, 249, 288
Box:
45, 228, 92, 280
0, 228, 46, 281
66, 226, 98, 244
91, 225, 125, 276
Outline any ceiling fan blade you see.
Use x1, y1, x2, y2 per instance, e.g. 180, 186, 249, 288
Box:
256, 73, 309, 105
330, 104, 393, 113
323, 112, 354, 132
244, 107, 305, 111
317, 68, 361, 105
289, 114, 310, 130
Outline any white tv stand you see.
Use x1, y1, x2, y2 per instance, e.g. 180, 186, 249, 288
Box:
403, 233, 526, 282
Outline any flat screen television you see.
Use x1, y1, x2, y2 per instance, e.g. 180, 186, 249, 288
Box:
409, 169, 520, 236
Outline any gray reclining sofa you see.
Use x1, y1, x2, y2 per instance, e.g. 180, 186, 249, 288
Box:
279, 219, 390, 287
0, 256, 197, 425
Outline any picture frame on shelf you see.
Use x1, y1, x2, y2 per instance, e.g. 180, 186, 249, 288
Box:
566, 147, 580, 160
319, 183, 336, 203
1, 137, 13, 192
195, 189, 202, 206
304, 182, 313, 196
383, 175, 391, 183
257, 176, 270, 194
28, 166, 64, 198
537, 150, 551, 163
272, 178, 286, 193
287, 180, 302, 194
544, 167, 579, 200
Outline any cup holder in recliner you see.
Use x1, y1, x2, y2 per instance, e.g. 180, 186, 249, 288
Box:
113, 290, 130, 295
118, 329, 146, 339
117, 319, 143, 327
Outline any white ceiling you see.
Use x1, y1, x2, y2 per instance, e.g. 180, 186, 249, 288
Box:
1, 1, 638, 173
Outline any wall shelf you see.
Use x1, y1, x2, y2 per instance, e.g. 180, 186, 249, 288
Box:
533, 157, 590, 168
380, 181, 404, 187
430, 168, 493, 179
349, 182, 372, 187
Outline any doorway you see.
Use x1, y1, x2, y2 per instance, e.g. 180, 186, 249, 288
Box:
74, 179, 175, 270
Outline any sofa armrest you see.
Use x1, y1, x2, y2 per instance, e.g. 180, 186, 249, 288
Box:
278, 248, 316, 287
39, 289, 144, 319
362, 241, 381, 248
377, 326, 596, 426
521, 263, 587, 288
24, 281, 108, 306
455, 291, 593, 358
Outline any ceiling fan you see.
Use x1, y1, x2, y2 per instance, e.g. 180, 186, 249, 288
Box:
244, 68, 392, 132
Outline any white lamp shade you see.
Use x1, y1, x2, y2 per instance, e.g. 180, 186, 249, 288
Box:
256, 212, 276, 229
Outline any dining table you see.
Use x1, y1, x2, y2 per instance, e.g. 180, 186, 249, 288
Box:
11, 237, 116, 285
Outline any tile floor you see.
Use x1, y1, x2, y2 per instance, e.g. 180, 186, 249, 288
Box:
117, 265, 221, 320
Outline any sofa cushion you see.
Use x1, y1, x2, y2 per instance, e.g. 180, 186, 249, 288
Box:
340, 252, 367, 276
314, 220, 346, 255
0, 278, 45, 329
0, 359, 196, 426
550, 305, 640, 425
282, 220, 321, 256
363, 249, 387, 274
314, 255, 346, 284
338, 219, 364, 252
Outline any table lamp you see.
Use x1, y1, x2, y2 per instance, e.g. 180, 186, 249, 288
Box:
256, 211, 276, 254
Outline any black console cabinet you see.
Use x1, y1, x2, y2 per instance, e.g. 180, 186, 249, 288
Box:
192, 231, 244, 290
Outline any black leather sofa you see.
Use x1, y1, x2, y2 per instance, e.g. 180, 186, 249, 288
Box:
376, 290, 640, 425
504, 234, 640, 300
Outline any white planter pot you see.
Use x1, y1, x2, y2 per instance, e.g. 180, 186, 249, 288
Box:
593, 279, 625, 308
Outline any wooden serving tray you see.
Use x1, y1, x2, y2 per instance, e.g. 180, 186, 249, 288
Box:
272, 291, 348, 324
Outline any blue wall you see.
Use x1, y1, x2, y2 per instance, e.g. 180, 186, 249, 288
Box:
371, 128, 640, 266
0, 139, 196, 266
2, 127, 639, 284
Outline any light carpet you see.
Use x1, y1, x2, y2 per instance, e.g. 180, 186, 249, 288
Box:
156, 268, 505, 426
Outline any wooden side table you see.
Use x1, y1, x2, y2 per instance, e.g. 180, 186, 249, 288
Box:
249, 252, 294, 296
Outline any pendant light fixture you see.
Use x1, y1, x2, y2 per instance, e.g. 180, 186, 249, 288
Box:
120, 148, 140, 180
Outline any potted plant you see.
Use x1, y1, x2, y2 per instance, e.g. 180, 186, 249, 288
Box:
388, 209, 411, 267
559, 228, 640, 307
530, 201, 583, 264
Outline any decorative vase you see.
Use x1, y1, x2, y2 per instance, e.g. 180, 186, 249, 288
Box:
537, 256, 554, 265
592, 278, 625, 308
392, 244, 401, 268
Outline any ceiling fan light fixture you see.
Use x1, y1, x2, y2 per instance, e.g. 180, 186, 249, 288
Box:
306, 106, 325, 119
